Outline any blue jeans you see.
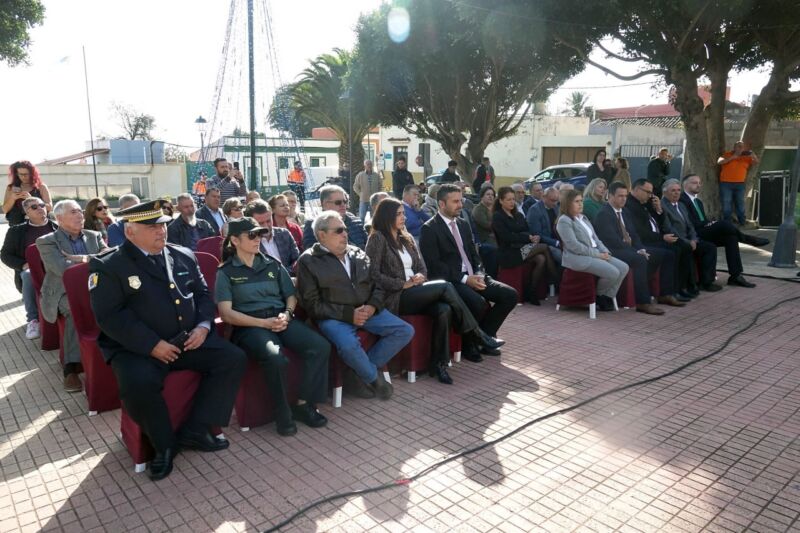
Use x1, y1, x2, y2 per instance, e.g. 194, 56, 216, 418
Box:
358, 201, 371, 221
20, 269, 38, 322
720, 182, 746, 224
317, 309, 414, 383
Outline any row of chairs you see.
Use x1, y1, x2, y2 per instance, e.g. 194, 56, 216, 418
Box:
23, 244, 465, 472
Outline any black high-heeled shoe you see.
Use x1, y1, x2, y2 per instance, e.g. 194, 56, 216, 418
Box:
472, 328, 505, 350
428, 363, 453, 385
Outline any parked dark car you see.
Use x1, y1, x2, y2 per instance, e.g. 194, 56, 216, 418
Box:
524, 163, 591, 191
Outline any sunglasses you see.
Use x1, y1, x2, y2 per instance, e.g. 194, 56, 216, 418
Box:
328, 227, 348, 235
326, 200, 347, 206
27, 204, 45, 210
96, 205, 108, 211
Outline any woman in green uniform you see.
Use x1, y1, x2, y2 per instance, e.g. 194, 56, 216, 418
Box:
216, 217, 330, 436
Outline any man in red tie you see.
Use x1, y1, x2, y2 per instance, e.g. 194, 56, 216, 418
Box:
419, 184, 517, 362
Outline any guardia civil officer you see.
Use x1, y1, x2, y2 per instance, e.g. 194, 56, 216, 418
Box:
216, 217, 330, 436
89, 199, 246, 481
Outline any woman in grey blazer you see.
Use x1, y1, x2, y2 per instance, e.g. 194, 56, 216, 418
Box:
555, 189, 629, 311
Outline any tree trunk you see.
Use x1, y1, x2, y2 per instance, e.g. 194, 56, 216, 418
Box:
671, 68, 722, 216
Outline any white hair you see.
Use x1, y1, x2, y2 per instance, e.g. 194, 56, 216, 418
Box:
52, 199, 80, 217
118, 194, 140, 209
312, 210, 343, 235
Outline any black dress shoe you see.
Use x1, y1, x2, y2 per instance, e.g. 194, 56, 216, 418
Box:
678, 290, 698, 299
177, 428, 230, 452
728, 274, 756, 288
674, 293, 692, 303
462, 349, 484, 363
276, 418, 298, 437
148, 448, 178, 481
596, 295, 614, 312
291, 403, 327, 428
471, 329, 505, 350
428, 363, 453, 385
701, 282, 722, 292
743, 235, 770, 247
344, 370, 375, 399
480, 346, 501, 356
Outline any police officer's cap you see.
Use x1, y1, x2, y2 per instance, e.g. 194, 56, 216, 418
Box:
227, 217, 270, 238
117, 199, 173, 224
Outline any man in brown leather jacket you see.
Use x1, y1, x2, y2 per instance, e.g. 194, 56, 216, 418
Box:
296, 210, 413, 400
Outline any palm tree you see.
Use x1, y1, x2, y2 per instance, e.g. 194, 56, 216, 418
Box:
565, 91, 590, 117
287, 49, 375, 177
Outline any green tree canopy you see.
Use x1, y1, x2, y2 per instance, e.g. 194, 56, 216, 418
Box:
0, 0, 44, 66
268, 84, 317, 138
354, 0, 589, 177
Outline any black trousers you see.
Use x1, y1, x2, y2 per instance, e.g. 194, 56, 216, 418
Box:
478, 243, 498, 278
612, 247, 664, 304
453, 277, 517, 353
670, 239, 694, 292
110, 334, 246, 452
694, 240, 718, 286
233, 319, 330, 417
399, 280, 479, 366
696, 221, 742, 276
642, 242, 677, 296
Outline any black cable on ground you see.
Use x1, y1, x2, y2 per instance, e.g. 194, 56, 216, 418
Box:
716, 268, 800, 283
263, 286, 800, 533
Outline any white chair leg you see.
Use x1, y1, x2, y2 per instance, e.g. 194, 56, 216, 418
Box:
88, 410, 98, 416
556, 304, 561, 311
408, 371, 416, 383
383, 371, 392, 384
589, 303, 597, 320
454, 351, 461, 363
549, 284, 555, 297
447, 359, 453, 367
134, 463, 146, 474
241, 427, 250, 432
332, 386, 342, 408
613, 297, 619, 311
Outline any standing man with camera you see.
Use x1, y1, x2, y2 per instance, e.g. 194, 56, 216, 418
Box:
717, 141, 758, 225
208, 158, 247, 203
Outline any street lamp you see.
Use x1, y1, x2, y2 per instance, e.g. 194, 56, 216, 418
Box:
194, 115, 208, 162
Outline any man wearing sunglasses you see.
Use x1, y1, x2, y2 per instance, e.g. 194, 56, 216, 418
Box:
167, 194, 217, 251
301, 185, 367, 250
1, 197, 58, 339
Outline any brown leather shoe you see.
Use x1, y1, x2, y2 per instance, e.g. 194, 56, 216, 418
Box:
636, 303, 665, 315
63, 373, 82, 393
657, 295, 686, 307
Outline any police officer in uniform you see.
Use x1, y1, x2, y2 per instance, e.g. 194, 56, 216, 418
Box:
216, 218, 330, 437
89, 199, 246, 481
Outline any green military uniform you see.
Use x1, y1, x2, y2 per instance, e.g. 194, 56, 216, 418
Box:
216, 251, 330, 419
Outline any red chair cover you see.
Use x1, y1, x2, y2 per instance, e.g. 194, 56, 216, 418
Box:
120, 370, 201, 466
649, 267, 661, 297
497, 264, 549, 303
63, 263, 120, 413
25, 244, 60, 353
234, 350, 303, 429
194, 252, 220, 296
196, 236, 223, 261
615, 269, 637, 308
557, 269, 597, 307
391, 315, 433, 375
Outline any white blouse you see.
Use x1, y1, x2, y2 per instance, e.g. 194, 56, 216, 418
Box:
398, 246, 415, 281
576, 215, 598, 248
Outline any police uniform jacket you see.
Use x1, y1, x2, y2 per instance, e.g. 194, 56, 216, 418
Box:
89, 240, 215, 362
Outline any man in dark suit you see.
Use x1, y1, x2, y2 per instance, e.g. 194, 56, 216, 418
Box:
594, 182, 665, 315
419, 184, 518, 362
167, 194, 217, 251
196, 187, 226, 235
661, 179, 721, 293
37, 199, 109, 391
526, 187, 562, 264
89, 200, 246, 481
246, 200, 300, 269
624, 179, 688, 305
472, 156, 495, 192
679, 174, 768, 288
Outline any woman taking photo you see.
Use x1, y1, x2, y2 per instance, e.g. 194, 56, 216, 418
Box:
269, 194, 303, 250
84, 197, 114, 242
582, 178, 608, 222
471, 185, 498, 277
3, 161, 52, 225
216, 217, 330, 436
365, 198, 503, 384
555, 189, 628, 312
491, 187, 557, 305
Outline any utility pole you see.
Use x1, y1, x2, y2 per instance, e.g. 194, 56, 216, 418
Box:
768, 142, 799, 267
247, 0, 258, 193
82, 46, 99, 197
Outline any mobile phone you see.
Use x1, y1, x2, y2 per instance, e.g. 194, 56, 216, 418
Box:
12, 186, 21, 193
233, 161, 240, 170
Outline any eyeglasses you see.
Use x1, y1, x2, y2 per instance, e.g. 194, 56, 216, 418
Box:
327, 227, 348, 234
96, 205, 108, 211
325, 199, 347, 207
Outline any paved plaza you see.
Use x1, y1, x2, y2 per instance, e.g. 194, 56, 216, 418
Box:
0, 223, 799, 532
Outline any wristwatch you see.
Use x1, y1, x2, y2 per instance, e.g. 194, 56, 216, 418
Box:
284, 308, 294, 321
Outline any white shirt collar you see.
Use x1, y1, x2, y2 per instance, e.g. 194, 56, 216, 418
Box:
438, 212, 456, 225
685, 191, 698, 201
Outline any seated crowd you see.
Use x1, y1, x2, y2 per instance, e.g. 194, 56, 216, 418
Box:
0, 157, 768, 481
